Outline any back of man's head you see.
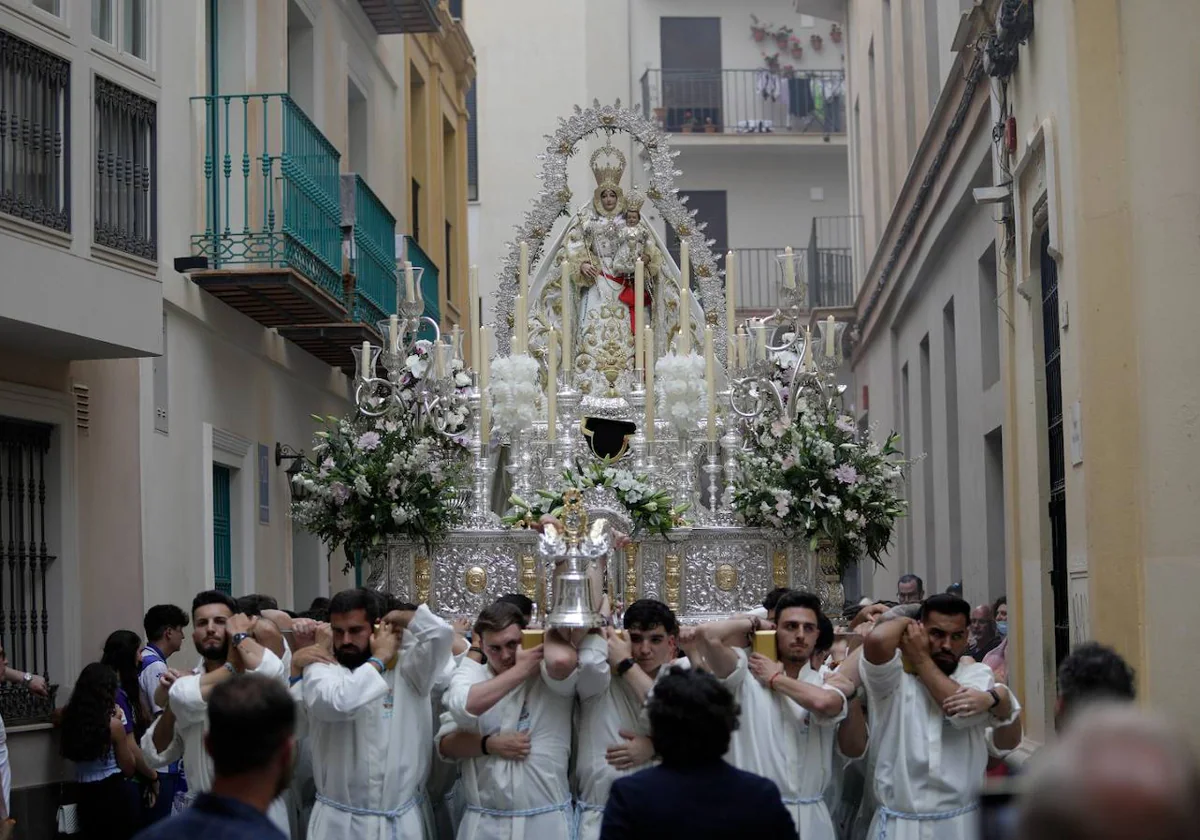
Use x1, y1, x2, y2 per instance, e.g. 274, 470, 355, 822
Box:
762, 587, 791, 614
1017, 703, 1200, 840
234, 594, 279, 617
648, 667, 739, 766
205, 674, 296, 779
1056, 642, 1136, 730
143, 604, 188, 642
496, 593, 534, 622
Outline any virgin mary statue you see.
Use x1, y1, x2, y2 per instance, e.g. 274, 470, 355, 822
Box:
527, 143, 705, 400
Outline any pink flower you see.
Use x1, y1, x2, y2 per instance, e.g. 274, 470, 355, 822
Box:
832, 464, 859, 485
836, 416, 858, 435
356, 431, 382, 451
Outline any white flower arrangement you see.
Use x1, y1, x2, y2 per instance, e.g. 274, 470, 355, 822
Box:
655, 352, 706, 434
489, 353, 541, 436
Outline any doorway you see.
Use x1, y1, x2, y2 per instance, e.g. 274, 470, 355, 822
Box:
666, 190, 728, 280
660, 17, 722, 131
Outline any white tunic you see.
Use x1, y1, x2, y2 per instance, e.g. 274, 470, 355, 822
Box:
723, 647, 846, 840
858, 652, 1021, 840
438, 656, 581, 840
573, 640, 689, 840
142, 648, 290, 833
305, 604, 454, 840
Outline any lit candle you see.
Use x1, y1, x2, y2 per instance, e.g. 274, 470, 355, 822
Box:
704, 325, 717, 442
634, 258, 645, 371
547, 329, 558, 443
514, 294, 527, 355
783, 246, 796, 289
479, 326, 492, 444
725, 251, 736, 367
645, 347, 656, 441
561, 260, 573, 384
388, 314, 399, 354
360, 341, 372, 381
679, 287, 691, 354
825, 315, 837, 358
405, 261, 416, 302
468, 265, 479, 369
519, 241, 529, 302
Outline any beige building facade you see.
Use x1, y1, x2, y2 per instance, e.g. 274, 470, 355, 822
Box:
819, 0, 1200, 746
0, 0, 472, 827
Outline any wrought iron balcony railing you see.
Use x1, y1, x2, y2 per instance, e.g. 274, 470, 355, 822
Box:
804, 215, 859, 309
343, 174, 398, 326
0, 28, 70, 232
641, 68, 846, 137
734, 239, 858, 315
191, 93, 343, 300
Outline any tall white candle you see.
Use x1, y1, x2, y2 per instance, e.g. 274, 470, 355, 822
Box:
519, 241, 529, 302
547, 329, 558, 443
725, 251, 736, 367
388, 315, 399, 354
704, 325, 717, 442
434, 341, 446, 379
680, 240, 689, 289
561, 261, 573, 386
479, 326, 492, 444
755, 320, 768, 361
825, 315, 837, 357
514, 294, 527, 355
803, 327, 815, 371
360, 341, 371, 381
468, 265, 479, 369
783, 246, 796, 289
679, 287, 691, 354
634, 258, 645, 371
405, 262, 416, 302
737, 327, 750, 371
645, 345, 656, 442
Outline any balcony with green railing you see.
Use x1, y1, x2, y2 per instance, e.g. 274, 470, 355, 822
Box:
187, 93, 347, 327
346, 174, 398, 326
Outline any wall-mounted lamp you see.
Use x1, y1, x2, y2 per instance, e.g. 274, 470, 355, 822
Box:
275, 443, 309, 502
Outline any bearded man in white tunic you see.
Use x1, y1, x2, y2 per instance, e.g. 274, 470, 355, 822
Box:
860, 594, 1021, 840
297, 588, 453, 840
573, 599, 687, 840
695, 591, 850, 840
438, 600, 595, 840
139, 590, 290, 833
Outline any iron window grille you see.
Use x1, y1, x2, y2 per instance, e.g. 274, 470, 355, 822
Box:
94, 75, 157, 260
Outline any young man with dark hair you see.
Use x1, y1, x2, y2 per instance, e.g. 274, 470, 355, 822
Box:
438, 600, 584, 839
1055, 641, 1135, 731
297, 586, 453, 840
139, 590, 290, 833
599, 667, 796, 838
138, 603, 189, 823
694, 590, 847, 839
133, 674, 297, 840
859, 592, 1021, 840
573, 599, 686, 840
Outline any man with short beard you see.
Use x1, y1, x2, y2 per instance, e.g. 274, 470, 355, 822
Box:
696, 591, 849, 840
573, 599, 687, 840
860, 593, 1020, 840
140, 590, 290, 833
299, 587, 454, 840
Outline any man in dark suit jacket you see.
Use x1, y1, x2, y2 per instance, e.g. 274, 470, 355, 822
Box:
600, 667, 797, 839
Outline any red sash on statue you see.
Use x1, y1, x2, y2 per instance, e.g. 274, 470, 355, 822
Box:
603, 272, 651, 333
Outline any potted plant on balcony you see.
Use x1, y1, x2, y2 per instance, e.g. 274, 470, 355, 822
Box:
680, 110, 697, 133
774, 27, 793, 51
703, 116, 718, 134
811, 33, 824, 51
830, 23, 843, 44
789, 35, 805, 60
750, 15, 768, 42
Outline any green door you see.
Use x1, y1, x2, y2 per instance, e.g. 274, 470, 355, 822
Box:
213, 464, 232, 594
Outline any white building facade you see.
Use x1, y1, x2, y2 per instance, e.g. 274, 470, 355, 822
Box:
0, 0, 434, 825
467, 0, 854, 323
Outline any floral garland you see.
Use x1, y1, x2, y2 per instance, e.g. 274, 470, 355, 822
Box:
489, 354, 541, 436
656, 352, 706, 433
290, 413, 468, 569
732, 397, 908, 576
504, 461, 687, 538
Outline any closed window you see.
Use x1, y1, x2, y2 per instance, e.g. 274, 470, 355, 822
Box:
92, 0, 149, 61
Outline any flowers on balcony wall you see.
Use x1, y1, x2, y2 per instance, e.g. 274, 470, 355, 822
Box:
811, 34, 824, 51
830, 23, 843, 44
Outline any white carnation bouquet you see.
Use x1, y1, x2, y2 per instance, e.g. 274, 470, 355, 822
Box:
488, 354, 541, 436
655, 352, 706, 434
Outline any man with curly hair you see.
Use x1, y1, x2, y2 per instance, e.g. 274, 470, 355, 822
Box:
1054, 641, 1135, 732
599, 667, 796, 837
